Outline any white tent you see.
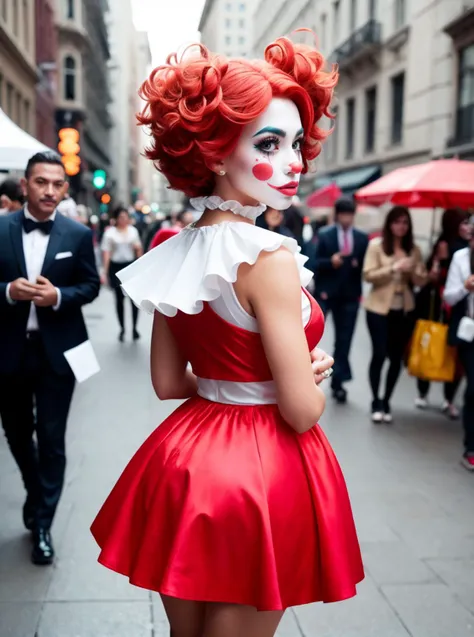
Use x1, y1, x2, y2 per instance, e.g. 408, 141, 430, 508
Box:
0, 108, 53, 171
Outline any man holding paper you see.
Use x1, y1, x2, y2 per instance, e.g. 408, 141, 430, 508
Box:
0, 151, 100, 565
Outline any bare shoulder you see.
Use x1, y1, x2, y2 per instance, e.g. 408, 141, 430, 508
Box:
245, 247, 299, 286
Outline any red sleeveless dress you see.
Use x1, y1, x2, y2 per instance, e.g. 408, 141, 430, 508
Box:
91, 290, 364, 610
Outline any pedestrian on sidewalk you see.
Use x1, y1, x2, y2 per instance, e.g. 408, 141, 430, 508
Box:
313, 198, 368, 404
101, 206, 143, 342
91, 35, 363, 637
0, 151, 100, 565
444, 225, 474, 471
414, 208, 470, 417
0, 177, 25, 214
363, 206, 428, 423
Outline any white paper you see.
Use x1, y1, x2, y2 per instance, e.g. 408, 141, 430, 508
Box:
63, 340, 100, 383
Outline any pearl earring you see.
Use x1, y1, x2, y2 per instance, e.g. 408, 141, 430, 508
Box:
218, 170, 226, 176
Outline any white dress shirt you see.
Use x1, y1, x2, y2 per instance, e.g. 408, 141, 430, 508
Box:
6, 206, 61, 331
337, 224, 354, 255
444, 247, 471, 307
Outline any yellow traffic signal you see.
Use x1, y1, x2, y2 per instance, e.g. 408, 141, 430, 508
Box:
58, 128, 81, 176
101, 193, 111, 204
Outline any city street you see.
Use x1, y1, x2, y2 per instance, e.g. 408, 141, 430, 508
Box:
1, 289, 474, 637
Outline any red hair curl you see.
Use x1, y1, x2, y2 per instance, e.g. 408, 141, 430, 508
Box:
138, 36, 338, 197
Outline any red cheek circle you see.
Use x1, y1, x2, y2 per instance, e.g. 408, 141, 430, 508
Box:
252, 163, 273, 181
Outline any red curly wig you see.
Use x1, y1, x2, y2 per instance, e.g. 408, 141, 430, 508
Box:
138, 35, 338, 197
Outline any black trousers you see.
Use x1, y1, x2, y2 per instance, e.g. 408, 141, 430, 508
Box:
366, 310, 415, 405
457, 344, 474, 454
417, 377, 461, 403
318, 297, 359, 389
109, 260, 138, 331
0, 333, 75, 529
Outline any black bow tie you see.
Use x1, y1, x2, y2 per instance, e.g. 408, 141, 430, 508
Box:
23, 217, 54, 235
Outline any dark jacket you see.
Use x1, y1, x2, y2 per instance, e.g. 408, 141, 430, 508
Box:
314, 225, 369, 301
0, 210, 100, 375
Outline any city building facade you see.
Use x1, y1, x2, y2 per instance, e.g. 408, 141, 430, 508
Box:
0, 0, 37, 134
108, 0, 142, 208
136, 30, 153, 205
36, 0, 57, 147
251, 0, 474, 203
54, 0, 112, 207
199, 0, 256, 58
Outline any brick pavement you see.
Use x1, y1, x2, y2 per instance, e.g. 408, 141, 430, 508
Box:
1, 290, 474, 637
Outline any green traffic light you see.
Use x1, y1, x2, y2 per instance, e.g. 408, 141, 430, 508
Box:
92, 169, 107, 189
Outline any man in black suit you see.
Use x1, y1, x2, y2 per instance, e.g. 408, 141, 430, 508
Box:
0, 152, 100, 564
314, 198, 368, 403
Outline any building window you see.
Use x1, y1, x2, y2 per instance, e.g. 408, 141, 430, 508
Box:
350, 0, 357, 32
346, 97, 355, 158
239, 36, 245, 45
6, 82, 13, 117
66, 0, 75, 19
16, 91, 22, 127
225, 35, 231, 45
365, 86, 377, 153
64, 56, 77, 101
23, 0, 29, 47
394, 0, 405, 29
226, 18, 231, 27
320, 13, 327, 51
13, 0, 19, 35
24, 99, 30, 133
329, 105, 339, 163
456, 43, 474, 143
391, 72, 405, 144
239, 2, 245, 11
369, 0, 376, 20
333, 0, 340, 46
226, 2, 231, 9
239, 18, 245, 28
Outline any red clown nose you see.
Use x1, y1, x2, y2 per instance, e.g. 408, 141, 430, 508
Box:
289, 162, 303, 174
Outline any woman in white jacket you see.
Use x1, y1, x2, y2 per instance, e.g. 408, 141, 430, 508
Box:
444, 234, 474, 471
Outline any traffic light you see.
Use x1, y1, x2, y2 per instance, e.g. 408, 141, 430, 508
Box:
100, 193, 111, 204
58, 128, 81, 176
92, 169, 107, 189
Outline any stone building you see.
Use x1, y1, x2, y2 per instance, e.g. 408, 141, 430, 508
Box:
199, 0, 257, 58
251, 0, 474, 203
0, 0, 37, 135
36, 0, 57, 147
55, 0, 112, 205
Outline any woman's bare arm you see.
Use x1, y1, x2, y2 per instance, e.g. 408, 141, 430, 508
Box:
243, 248, 326, 434
150, 311, 197, 400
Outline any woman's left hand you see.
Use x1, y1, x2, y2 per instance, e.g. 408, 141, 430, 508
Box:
310, 347, 334, 385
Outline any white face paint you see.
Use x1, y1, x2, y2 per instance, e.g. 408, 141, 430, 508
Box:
223, 98, 304, 211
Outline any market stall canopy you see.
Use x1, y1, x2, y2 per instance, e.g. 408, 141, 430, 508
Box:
306, 182, 342, 208
354, 159, 474, 209
0, 108, 52, 171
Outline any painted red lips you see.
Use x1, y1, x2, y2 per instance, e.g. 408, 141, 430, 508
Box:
269, 181, 299, 197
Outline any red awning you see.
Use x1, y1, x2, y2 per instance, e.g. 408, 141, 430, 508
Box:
354, 159, 474, 208
306, 182, 343, 208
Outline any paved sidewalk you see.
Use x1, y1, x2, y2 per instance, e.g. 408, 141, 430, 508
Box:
1, 290, 474, 637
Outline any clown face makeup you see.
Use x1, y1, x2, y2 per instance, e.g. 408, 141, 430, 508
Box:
223, 98, 304, 211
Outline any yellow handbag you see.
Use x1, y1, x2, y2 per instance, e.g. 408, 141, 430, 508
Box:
408, 319, 456, 383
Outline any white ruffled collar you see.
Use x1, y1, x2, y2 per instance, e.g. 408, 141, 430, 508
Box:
190, 195, 266, 222
117, 221, 313, 317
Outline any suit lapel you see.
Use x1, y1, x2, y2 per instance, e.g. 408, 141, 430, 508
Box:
9, 213, 27, 278
41, 214, 64, 276
332, 226, 340, 252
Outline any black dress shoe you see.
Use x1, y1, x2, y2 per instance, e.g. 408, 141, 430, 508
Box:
332, 387, 347, 404
22, 496, 36, 531
31, 528, 54, 565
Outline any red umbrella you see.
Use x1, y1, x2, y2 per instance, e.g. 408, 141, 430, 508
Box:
354, 159, 474, 209
306, 182, 342, 208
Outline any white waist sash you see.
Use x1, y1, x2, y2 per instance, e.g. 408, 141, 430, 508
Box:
197, 378, 277, 405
